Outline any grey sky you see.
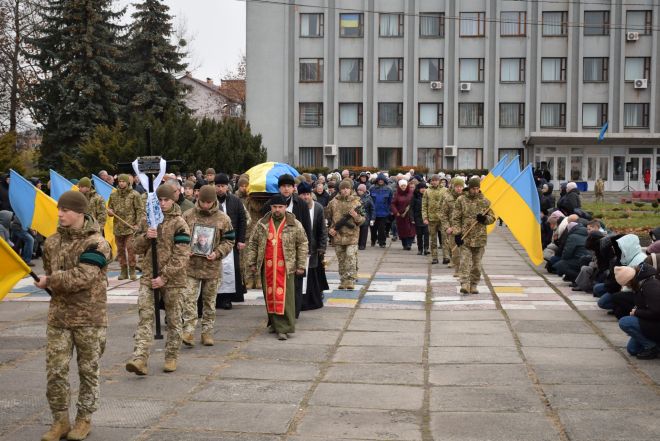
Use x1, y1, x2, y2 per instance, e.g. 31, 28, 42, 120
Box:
117, 0, 246, 82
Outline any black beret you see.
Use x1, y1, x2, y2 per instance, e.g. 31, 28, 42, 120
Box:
214, 173, 230, 185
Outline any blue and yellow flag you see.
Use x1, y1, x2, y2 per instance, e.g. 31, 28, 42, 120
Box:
489, 164, 543, 265
480, 154, 509, 192
49, 169, 77, 201
0, 236, 31, 301
91, 175, 117, 255
482, 156, 520, 234
9, 170, 59, 237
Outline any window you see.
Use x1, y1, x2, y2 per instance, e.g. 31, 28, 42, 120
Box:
499, 103, 525, 128
299, 58, 323, 82
460, 12, 485, 37
584, 11, 610, 36
458, 103, 484, 127
379, 58, 404, 82
378, 103, 403, 127
583, 57, 608, 82
626, 10, 652, 35
541, 58, 567, 82
299, 103, 323, 127
418, 148, 443, 171
613, 156, 625, 181
419, 58, 444, 82
378, 148, 403, 169
380, 13, 403, 37
340, 13, 363, 37
339, 58, 363, 82
624, 57, 651, 81
571, 156, 582, 181
501, 11, 526, 36
459, 58, 485, 82
419, 103, 443, 127
339, 147, 363, 167
420, 13, 444, 38
300, 13, 323, 37
298, 147, 323, 167
540, 103, 566, 128
543, 11, 568, 36
624, 103, 650, 128
339, 103, 363, 127
500, 58, 525, 83
582, 103, 608, 128
458, 148, 483, 169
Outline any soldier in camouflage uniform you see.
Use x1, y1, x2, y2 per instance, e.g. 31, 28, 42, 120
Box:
107, 174, 144, 280
422, 174, 448, 264
125, 184, 190, 375
451, 177, 496, 294
440, 178, 465, 274
326, 179, 365, 290
34, 191, 112, 441
181, 186, 235, 347
77, 177, 107, 232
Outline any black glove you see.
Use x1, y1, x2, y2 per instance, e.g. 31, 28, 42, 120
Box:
454, 235, 464, 247
476, 213, 487, 224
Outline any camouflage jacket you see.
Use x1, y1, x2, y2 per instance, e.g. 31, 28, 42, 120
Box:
108, 187, 144, 236
43, 215, 112, 328
325, 194, 365, 246
182, 200, 236, 280
246, 212, 308, 275
422, 185, 447, 223
135, 203, 191, 288
439, 188, 461, 227
85, 190, 107, 230
450, 192, 496, 247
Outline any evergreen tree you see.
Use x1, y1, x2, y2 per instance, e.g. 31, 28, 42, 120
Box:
28, 0, 125, 174
125, 0, 187, 117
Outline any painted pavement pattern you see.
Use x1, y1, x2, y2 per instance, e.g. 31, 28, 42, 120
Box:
1, 226, 659, 440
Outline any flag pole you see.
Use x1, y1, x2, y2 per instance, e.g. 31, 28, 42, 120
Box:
28, 271, 52, 296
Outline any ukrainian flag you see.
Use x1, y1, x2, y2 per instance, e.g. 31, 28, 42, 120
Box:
482, 156, 520, 234
92, 174, 117, 256
0, 236, 31, 301
49, 169, 77, 201
489, 164, 543, 266
9, 170, 59, 238
480, 154, 509, 192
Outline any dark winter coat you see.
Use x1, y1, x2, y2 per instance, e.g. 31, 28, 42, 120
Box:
0, 178, 11, 212
370, 175, 393, 218
391, 186, 415, 239
314, 190, 330, 207
633, 263, 660, 343
558, 189, 581, 216
411, 189, 425, 226
359, 192, 375, 224
308, 201, 327, 268
555, 225, 590, 269
540, 184, 556, 215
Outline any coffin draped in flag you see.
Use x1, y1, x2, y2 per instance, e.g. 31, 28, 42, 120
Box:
9, 170, 58, 237
245, 162, 300, 194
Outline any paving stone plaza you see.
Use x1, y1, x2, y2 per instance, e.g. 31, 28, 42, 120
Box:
1, 227, 659, 440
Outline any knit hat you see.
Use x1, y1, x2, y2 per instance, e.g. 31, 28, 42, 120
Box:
278, 174, 295, 187
270, 194, 288, 206
205, 168, 216, 176
184, 181, 194, 189
118, 174, 131, 183
214, 173, 229, 185
416, 182, 427, 190
156, 184, 177, 200
567, 182, 578, 192
77, 177, 92, 189
614, 266, 636, 286
198, 185, 216, 203
548, 210, 564, 224
339, 179, 353, 190
297, 182, 312, 194
430, 174, 440, 182
398, 179, 408, 188
467, 177, 481, 189
57, 191, 88, 213
238, 177, 249, 187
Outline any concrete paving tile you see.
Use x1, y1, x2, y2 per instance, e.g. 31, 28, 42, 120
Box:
506, 310, 583, 321
429, 347, 522, 364
333, 346, 423, 363
579, 310, 620, 322
250, 330, 341, 345
429, 363, 529, 386
430, 310, 504, 321
533, 364, 644, 385
143, 430, 283, 441
310, 383, 423, 410
347, 318, 426, 333
240, 342, 333, 362
192, 379, 309, 404
340, 331, 424, 347
161, 401, 297, 434
82, 398, 174, 428
296, 406, 422, 440
522, 347, 627, 367
559, 409, 660, 441
430, 385, 545, 412
294, 317, 347, 331
352, 309, 427, 321
101, 375, 199, 398
0, 425, 140, 441
545, 384, 660, 410
517, 332, 609, 349
430, 412, 560, 440
431, 320, 510, 334
217, 359, 320, 381
510, 319, 593, 334
430, 332, 516, 347
323, 363, 424, 385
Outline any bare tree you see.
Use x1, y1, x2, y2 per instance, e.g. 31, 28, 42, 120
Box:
223, 52, 246, 80
172, 13, 199, 74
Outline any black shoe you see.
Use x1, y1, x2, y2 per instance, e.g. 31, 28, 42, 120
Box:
392, 236, 398, 242
636, 346, 659, 360
606, 310, 615, 315
431, 258, 439, 264
571, 287, 582, 291
379, 244, 386, 248
424, 250, 430, 255
371, 242, 376, 247
220, 301, 233, 310
417, 250, 423, 255
442, 258, 450, 264
358, 246, 366, 250
569, 282, 577, 288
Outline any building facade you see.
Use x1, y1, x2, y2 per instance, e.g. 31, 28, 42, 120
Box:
179, 74, 245, 120
246, 0, 660, 190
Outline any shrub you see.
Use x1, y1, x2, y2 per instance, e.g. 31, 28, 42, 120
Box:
653, 202, 659, 208
634, 202, 646, 208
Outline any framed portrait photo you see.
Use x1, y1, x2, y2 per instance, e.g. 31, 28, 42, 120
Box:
191, 225, 216, 256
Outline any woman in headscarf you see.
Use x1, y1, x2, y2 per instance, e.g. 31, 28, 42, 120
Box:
390, 179, 416, 250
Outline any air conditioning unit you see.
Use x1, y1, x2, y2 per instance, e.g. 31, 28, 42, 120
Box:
323, 144, 337, 156
443, 146, 457, 157
459, 82, 471, 92
430, 81, 443, 90
626, 31, 640, 41
634, 78, 648, 89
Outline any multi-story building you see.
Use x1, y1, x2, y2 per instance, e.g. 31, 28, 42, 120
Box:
247, 0, 660, 190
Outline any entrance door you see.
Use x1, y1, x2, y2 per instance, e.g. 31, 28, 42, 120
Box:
627, 156, 653, 190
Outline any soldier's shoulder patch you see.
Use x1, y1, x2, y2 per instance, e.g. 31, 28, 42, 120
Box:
79, 246, 107, 268
174, 229, 191, 244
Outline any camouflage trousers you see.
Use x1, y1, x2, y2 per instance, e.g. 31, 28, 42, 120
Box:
133, 284, 183, 361
115, 234, 136, 267
335, 244, 358, 284
458, 245, 485, 285
428, 221, 449, 259
46, 325, 106, 417
447, 233, 461, 271
241, 247, 260, 288
183, 276, 219, 335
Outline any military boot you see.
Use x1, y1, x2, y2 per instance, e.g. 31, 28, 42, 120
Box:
125, 357, 148, 375
118, 266, 128, 280
41, 411, 70, 441
67, 415, 91, 440
128, 267, 138, 281
163, 358, 177, 373
181, 332, 194, 346
470, 285, 479, 294
337, 281, 346, 290
201, 333, 214, 346
460, 283, 470, 294
345, 281, 355, 290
